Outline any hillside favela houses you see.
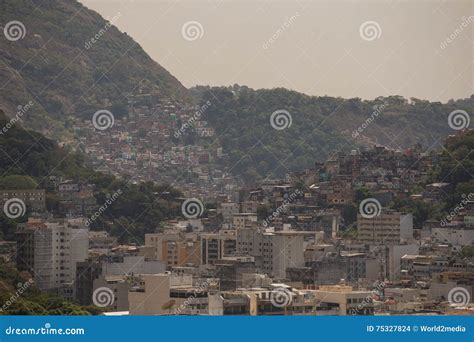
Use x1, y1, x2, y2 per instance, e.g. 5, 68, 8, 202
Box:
4, 130, 473, 316
0, 0, 472, 319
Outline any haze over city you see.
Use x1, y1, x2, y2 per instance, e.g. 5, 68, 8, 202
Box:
0, 0, 472, 328
82, 0, 473, 102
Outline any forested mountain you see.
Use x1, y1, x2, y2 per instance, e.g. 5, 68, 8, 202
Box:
0, 0, 189, 138
0, 0, 471, 183
195, 85, 473, 180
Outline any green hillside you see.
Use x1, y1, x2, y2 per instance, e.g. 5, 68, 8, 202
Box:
0, 0, 189, 138
195, 85, 473, 181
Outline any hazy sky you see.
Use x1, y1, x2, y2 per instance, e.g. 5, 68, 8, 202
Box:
81, 0, 473, 102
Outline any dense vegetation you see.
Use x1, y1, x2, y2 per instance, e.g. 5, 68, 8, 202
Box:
435, 130, 474, 202
0, 0, 189, 138
1, 0, 472, 186
195, 85, 472, 183
0, 259, 101, 315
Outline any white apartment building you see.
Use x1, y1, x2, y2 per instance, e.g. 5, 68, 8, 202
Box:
357, 211, 413, 245
128, 273, 209, 315
232, 213, 258, 229
16, 218, 89, 290
262, 232, 305, 279
314, 285, 375, 315
102, 255, 166, 276
237, 228, 307, 279
201, 230, 237, 265
431, 226, 474, 249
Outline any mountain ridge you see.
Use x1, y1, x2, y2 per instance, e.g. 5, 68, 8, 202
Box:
0, 0, 472, 184
0, 0, 189, 138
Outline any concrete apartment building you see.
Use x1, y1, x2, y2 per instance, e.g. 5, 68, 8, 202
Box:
145, 232, 201, 267
261, 232, 306, 279
215, 256, 257, 290
431, 225, 474, 248
102, 255, 166, 276
208, 284, 316, 316
357, 211, 413, 245
129, 273, 210, 315
207, 283, 374, 316
200, 230, 237, 265
88, 230, 117, 251
232, 213, 258, 229
16, 218, 88, 291
237, 228, 308, 279
0, 189, 46, 212
75, 259, 102, 305
93, 275, 134, 311
314, 285, 375, 315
